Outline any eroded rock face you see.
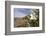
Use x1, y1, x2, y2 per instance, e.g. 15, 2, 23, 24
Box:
15, 19, 28, 27
14, 15, 31, 27
14, 18, 28, 27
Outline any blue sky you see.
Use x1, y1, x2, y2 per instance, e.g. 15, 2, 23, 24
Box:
14, 8, 32, 17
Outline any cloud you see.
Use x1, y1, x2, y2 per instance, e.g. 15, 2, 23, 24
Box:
14, 8, 32, 17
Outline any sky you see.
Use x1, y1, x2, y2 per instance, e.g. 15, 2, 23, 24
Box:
14, 8, 32, 17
